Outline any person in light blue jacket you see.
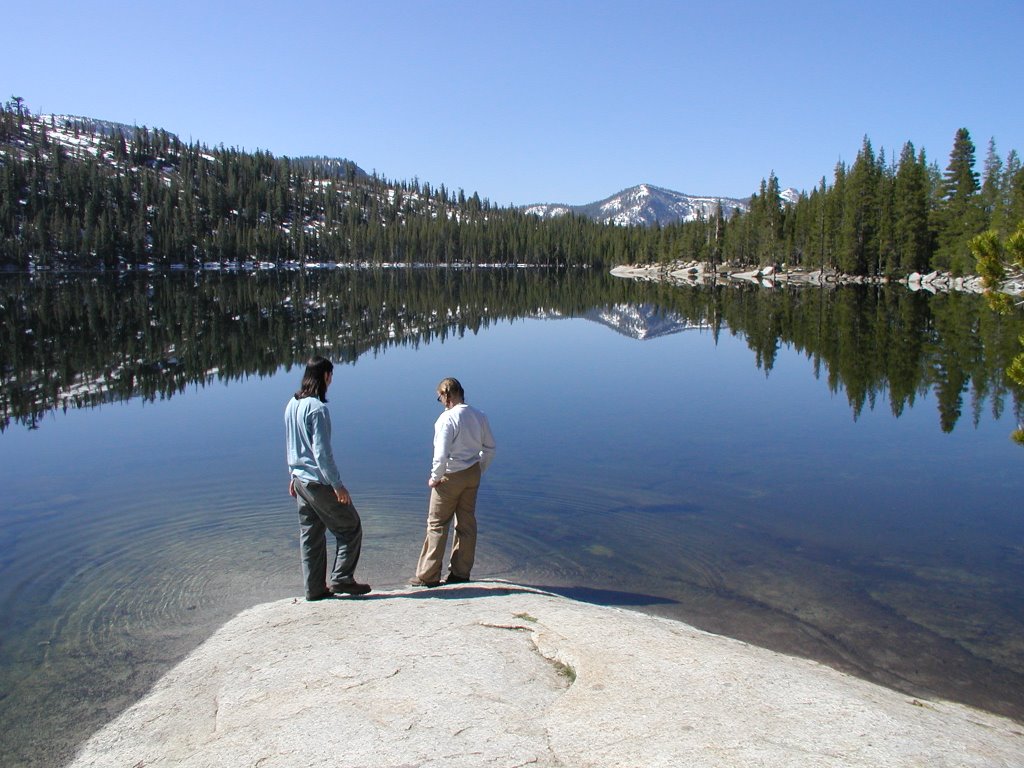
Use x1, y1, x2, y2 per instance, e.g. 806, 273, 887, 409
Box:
285, 357, 370, 600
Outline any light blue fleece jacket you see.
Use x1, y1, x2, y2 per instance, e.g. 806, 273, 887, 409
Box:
284, 396, 344, 489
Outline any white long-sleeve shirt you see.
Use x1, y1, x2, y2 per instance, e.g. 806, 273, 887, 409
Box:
430, 403, 496, 483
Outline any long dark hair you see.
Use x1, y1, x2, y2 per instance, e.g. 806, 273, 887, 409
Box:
294, 357, 333, 402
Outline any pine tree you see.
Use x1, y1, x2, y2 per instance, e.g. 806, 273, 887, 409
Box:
893, 143, 931, 274
876, 147, 897, 276
839, 138, 880, 275
981, 138, 1003, 227
936, 128, 985, 273
1004, 151, 1024, 236
761, 172, 783, 265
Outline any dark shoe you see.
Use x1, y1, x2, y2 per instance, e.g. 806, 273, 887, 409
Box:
408, 578, 441, 588
331, 582, 371, 596
306, 591, 334, 602
444, 574, 470, 584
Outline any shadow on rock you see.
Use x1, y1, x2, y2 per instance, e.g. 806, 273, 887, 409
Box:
523, 584, 679, 608
359, 582, 544, 601
345, 581, 679, 608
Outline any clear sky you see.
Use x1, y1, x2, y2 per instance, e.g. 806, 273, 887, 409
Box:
3, 0, 1021, 206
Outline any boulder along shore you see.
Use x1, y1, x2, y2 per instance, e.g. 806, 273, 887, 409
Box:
611, 261, 1024, 297
67, 582, 1023, 768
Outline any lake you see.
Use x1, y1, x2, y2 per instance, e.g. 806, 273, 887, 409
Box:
1, 267, 1022, 767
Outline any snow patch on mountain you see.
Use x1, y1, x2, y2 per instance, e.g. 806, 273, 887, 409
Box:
583, 303, 711, 340
779, 187, 801, 206
524, 183, 800, 227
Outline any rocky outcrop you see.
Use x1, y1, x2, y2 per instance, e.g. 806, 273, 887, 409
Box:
67, 582, 1022, 767
611, 262, 1024, 297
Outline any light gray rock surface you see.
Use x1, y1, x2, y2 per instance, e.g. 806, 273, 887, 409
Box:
68, 582, 1023, 767
610, 262, 1024, 297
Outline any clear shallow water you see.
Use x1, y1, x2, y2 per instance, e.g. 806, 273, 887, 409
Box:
1, 272, 1023, 766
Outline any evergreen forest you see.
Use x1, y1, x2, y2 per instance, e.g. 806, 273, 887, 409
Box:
2, 98, 1022, 276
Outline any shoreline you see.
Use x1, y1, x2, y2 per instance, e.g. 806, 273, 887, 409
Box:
538, 573, 1024, 726
66, 582, 1024, 767
610, 260, 1024, 296
15, 566, 1024, 767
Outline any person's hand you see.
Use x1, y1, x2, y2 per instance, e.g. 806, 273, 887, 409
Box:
288, 478, 296, 498
427, 477, 448, 488
334, 486, 352, 505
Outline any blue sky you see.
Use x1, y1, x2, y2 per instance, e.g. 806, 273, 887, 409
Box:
3, 1, 1021, 206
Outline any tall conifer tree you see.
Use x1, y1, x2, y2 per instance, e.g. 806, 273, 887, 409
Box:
840, 138, 880, 275
893, 143, 931, 273
936, 128, 985, 272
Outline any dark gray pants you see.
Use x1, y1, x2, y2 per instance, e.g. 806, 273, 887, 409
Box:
293, 479, 363, 598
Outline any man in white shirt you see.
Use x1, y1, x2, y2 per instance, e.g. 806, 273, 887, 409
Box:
411, 377, 496, 587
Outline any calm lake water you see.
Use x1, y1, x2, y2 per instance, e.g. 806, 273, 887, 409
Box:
1, 268, 1023, 766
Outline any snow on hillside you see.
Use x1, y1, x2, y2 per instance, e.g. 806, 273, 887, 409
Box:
524, 182, 800, 227
583, 303, 710, 339
10, 111, 800, 233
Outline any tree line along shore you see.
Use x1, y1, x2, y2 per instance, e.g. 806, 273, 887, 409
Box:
2, 99, 1022, 284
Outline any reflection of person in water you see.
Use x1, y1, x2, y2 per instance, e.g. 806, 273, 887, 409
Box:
410, 377, 496, 588
284, 357, 370, 600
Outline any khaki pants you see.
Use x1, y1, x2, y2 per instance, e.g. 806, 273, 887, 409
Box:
415, 463, 481, 583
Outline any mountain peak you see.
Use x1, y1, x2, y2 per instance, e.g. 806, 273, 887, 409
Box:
524, 183, 799, 227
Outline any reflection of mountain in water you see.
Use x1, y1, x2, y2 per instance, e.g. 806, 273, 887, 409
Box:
2, 268, 1022, 434
583, 304, 711, 340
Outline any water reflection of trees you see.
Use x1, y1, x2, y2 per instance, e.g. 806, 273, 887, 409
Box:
712, 284, 1023, 431
1, 269, 1021, 433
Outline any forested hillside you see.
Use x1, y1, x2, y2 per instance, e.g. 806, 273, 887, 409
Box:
672, 133, 1024, 277
1, 98, 1021, 276
0, 100, 644, 269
